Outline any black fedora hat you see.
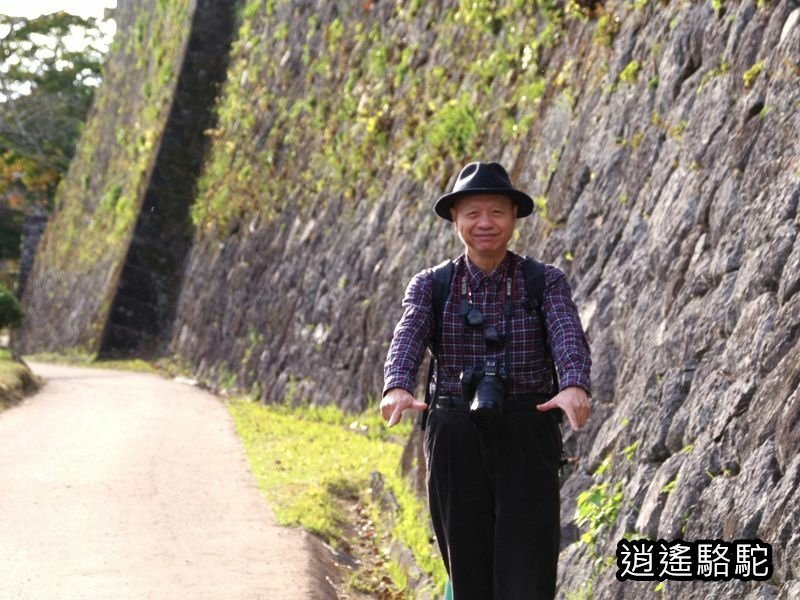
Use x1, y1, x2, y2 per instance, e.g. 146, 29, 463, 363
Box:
434, 161, 534, 221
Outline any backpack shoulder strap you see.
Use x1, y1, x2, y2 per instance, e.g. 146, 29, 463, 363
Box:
521, 256, 546, 314
522, 256, 561, 406
421, 259, 454, 430
430, 259, 455, 354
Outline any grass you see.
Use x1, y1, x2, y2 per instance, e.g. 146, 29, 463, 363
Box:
0, 347, 38, 410
228, 397, 447, 597
24, 351, 159, 374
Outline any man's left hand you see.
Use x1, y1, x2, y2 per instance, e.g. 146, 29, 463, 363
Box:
537, 386, 591, 431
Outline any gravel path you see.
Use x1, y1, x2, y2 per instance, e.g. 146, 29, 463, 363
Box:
0, 361, 337, 600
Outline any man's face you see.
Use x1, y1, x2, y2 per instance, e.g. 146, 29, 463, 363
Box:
450, 194, 517, 255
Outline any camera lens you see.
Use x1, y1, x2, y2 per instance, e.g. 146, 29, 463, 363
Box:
469, 374, 505, 432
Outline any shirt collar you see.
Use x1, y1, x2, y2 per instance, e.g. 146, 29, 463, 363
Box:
463, 252, 512, 289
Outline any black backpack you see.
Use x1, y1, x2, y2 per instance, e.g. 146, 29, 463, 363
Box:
421, 256, 558, 429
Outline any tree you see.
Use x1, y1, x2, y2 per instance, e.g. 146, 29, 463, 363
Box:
0, 281, 23, 329
0, 11, 111, 262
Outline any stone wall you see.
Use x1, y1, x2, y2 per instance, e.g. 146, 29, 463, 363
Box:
99, 0, 237, 357
168, 1, 800, 597
15, 0, 800, 596
13, 0, 204, 354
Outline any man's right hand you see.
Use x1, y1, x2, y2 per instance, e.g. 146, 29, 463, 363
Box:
380, 388, 427, 427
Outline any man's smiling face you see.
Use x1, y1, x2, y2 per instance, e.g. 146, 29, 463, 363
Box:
450, 194, 517, 257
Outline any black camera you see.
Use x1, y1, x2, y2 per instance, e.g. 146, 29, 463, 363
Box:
461, 359, 508, 432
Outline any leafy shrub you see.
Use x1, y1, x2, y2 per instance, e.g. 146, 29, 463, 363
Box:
0, 283, 23, 330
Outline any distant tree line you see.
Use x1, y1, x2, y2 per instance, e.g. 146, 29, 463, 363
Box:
0, 10, 112, 279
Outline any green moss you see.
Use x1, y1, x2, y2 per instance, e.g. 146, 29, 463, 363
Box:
191, 1, 572, 237
594, 12, 620, 47
619, 60, 641, 84
743, 61, 764, 88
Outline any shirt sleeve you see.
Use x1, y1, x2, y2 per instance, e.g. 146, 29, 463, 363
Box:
383, 270, 434, 396
542, 266, 592, 395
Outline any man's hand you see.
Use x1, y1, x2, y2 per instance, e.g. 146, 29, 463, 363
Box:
380, 388, 427, 427
537, 386, 591, 431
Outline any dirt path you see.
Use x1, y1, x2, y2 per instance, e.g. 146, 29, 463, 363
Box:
0, 361, 337, 600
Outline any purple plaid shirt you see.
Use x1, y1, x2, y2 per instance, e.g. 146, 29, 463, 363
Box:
383, 252, 592, 397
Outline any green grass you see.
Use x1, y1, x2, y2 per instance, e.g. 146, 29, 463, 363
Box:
0, 348, 36, 410
24, 352, 158, 374
228, 397, 447, 596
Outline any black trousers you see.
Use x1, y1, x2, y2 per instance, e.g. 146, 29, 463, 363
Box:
425, 399, 562, 600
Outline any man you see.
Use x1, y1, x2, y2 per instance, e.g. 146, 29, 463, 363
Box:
381, 161, 592, 599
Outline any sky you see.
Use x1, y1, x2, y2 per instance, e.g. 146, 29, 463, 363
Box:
0, 0, 117, 100
0, 0, 116, 20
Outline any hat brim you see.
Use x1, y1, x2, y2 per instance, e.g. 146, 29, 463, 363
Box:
434, 188, 534, 221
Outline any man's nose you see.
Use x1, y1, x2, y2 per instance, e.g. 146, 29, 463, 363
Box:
477, 212, 493, 227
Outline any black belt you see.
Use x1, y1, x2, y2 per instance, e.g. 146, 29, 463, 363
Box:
434, 392, 551, 411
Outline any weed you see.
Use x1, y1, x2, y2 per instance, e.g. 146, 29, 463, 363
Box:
743, 61, 764, 88
573, 478, 624, 595
669, 120, 689, 141
619, 60, 641, 84
661, 476, 678, 495
697, 60, 730, 93
623, 440, 640, 461
534, 196, 549, 219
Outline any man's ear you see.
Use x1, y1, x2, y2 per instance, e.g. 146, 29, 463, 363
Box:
449, 206, 457, 223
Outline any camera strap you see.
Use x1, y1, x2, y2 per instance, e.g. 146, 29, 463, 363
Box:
459, 261, 514, 377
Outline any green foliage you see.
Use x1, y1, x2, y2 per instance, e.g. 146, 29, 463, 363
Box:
0, 282, 23, 329
576, 481, 624, 546
669, 119, 689, 141
415, 94, 480, 178
0, 12, 106, 97
534, 196, 549, 219
697, 60, 730, 94
593, 13, 620, 47
0, 11, 109, 205
191, 0, 578, 236
743, 61, 764, 88
455, 0, 505, 35
622, 439, 640, 461
0, 347, 33, 410
0, 207, 24, 262
229, 397, 446, 595
619, 60, 641, 84
569, 449, 629, 599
